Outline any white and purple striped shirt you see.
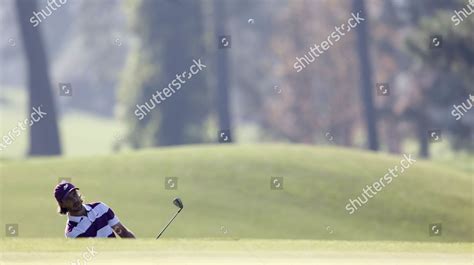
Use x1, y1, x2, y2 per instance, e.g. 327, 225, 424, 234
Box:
65, 202, 120, 238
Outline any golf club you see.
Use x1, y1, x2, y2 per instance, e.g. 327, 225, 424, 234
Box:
156, 197, 184, 239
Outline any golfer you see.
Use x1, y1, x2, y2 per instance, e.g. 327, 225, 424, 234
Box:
54, 181, 135, 238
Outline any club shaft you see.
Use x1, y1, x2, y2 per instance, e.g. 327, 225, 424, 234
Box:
156, 208, 182, 239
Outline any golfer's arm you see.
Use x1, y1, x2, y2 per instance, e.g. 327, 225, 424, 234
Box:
112, 223, 136, 238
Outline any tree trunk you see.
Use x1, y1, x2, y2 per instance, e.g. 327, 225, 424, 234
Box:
155, 1, 207, 146
417, 111, 429, 158
15, 0, 62, 156
158, 33, 188, 146
386, 119, 402, 154
353, 0, 379, 151
214, 0, 232, 142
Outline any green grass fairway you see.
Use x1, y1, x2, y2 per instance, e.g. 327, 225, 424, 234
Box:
0, 144, 472, 242
0, 239, 472, 265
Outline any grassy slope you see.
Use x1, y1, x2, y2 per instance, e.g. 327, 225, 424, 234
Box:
0, 144, 472, 242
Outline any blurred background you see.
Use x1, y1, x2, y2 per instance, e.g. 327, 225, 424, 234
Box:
1, 0, 472, 161
0, 0, 473, 242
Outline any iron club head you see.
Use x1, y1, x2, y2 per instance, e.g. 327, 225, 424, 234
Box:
156, 197, 184, 239
173, 197, 183, 209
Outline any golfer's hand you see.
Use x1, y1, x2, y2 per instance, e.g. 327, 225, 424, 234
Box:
112, 223, 136, 238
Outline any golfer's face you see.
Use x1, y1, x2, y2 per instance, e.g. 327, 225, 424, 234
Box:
62, 190, 83, 211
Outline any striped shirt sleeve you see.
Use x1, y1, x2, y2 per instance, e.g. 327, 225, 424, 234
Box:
65, 220, 85, 238
101, 202, 120, 226
65, 221, 79, 238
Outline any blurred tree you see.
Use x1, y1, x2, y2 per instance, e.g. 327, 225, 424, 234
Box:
367, 0, 404, 154
378, 0, 471, 157
266, 0, 361, 146
54, 0, 128, 117
353, 0, 379, 151
0, 0, 25, 88
214, 0, 233, 142
406, 8, 473, 154
368, 0, 471, 157
121, 0, 210, 147
227, 0, 283, 141
15, 0, 61, 156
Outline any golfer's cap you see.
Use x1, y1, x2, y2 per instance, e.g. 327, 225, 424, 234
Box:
54, 181, 79, 203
